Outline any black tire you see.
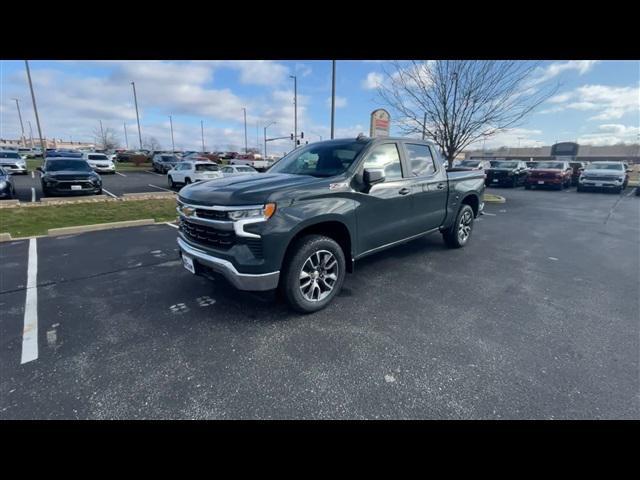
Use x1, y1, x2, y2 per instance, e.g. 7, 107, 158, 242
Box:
442, 204, 475, 249
511, 177, 518, 188
185, 178, 192, 185
168, 176, 175, 188
96, 188, 102, 195
280, 234, 346, 313
577, 185, 583, 192
525, 183, 532, 190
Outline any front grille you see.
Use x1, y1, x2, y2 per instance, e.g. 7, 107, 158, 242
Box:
181, 219, 235, 249
245, 238, 263, 258
584, 176, 619, 181
488, 171, 509, 178
195, 209, 229, 221
56, 181, 95, 190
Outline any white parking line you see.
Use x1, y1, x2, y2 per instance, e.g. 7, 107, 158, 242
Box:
146, 170, 164, 176
31, 187, 36, 203
21, 238, 39, 364
115, 172, 126, 177
165, 222, 179, 229
482, 212, 496, 216
102, 188, 119, 199
147, 184, 175, 193
31, 171, 34, 179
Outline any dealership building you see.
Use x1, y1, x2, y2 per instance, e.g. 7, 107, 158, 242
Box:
464, 142, 640, 164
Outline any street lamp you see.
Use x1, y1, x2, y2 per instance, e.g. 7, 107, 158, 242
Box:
290, 75, 297, 149
11, 98, 26, 146
330, 60, 336, 139
169, 115, 175, 153
131, 81, 143, 149
201, 120, 205, 152
24, 60, 47, 159
242, 107, 248, 154
264, 121, 276, 159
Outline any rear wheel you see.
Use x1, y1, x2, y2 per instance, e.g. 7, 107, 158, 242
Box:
168, 176, 175, 188
442, 204, 475, 249
280, 234, 346, 313
185, 178, 192, 185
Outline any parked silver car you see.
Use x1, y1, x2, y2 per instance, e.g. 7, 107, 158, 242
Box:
0, 150, 28, 174
220, 165, 260, 177
577, 161, 630, 193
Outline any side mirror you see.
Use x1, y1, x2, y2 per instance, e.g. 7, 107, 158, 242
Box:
364, 168, 385, 186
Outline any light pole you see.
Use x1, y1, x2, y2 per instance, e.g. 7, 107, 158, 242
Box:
24, 60, 47, 157
517, 137, 523, 148
264, 121, 276, 159
201, 120, 205, 152
330, 61, 336, 139
242, 107, 248, 154
131, 81, 143, 149
290, 75, 297, 149
123, 122, 129, 149
99, 120, 105, 149
27, 120, 34, 148
169, 115, 175, 153
12, 98, 26, 146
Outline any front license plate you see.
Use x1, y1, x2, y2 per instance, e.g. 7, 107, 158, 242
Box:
71, 185, 82, 190
182, 254, 195, 274
492, 179, 499, 182
537, 181, 544, 185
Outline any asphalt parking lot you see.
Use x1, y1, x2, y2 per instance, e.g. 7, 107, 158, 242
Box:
0, 188, 638, 419
6, 169, 174, 202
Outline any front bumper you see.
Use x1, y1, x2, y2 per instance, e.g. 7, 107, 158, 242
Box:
1, 166, 27, 174
526, 177, 563, 186
177, 236, 279, 291
580, 179, 624, 189
92, 166, 115, 173
486, 176, 514, 186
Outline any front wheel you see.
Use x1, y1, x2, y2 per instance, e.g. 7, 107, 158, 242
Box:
168, 176, 175, 188
525, 183, 532, 190
442, 204, 475, 249
280, 234, 346, 313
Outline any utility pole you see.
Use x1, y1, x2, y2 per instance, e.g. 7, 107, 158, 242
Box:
242, 107, 248, 154
123, 122, 129, 149
256, 122, 259, 156
290, 75, 297, 149
131, 81, 142, 149
27, 120, 34, 148
201, 120, 205, 152
264, 121, 276, 159
169, 115, 175, 153
12, 98, 26, 146
24, 60, 47, 157
99, 120, 105, 149
330, 61, 336, 139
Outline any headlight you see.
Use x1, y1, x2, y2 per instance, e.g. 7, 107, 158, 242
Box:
617, 177, 625, 182
0, 181, 7, 190
228, 203, 276, 221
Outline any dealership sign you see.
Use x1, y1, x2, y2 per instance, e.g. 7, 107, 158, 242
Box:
370, 109, 390, 137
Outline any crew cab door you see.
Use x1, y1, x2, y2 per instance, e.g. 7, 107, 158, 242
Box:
354, 141, 416, 255
399, 142, 448, 232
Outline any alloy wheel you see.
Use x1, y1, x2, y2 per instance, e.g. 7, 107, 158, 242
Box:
299, 250, 339, 302
458, 210, 473, 244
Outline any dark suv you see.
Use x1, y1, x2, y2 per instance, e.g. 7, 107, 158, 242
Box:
485, 160, 529, 187
175, 136, 485, 313
38, 158, 102, 197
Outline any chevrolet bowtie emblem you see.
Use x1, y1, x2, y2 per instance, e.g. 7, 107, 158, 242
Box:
182, 206, 195, 216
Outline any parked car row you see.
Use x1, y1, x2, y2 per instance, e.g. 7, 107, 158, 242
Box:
0, 150, 28, 174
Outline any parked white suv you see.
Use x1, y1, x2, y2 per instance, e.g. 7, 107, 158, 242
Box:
167, 161, 223, 188
220, 165, 259, 177
82, 152, 116, 174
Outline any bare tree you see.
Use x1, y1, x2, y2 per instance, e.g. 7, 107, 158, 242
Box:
376, 60, 559, 166
142, 136, 162, 151
92, 127, 120, 150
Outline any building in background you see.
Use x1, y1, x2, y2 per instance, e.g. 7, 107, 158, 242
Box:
464, 142, 640, 164
0, 138, 95, 150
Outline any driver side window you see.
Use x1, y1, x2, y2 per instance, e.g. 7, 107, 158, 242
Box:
362, 143, 403, 181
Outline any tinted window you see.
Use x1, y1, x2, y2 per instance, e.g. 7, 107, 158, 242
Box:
269, 140, 367, 177
161, 156, 178, 162
457, 160, 479, 168
195, 164, 219, 172
237, 166, 256, 172
535, 162, 564, 169
0, 152, 21, 159
363, 143, 403, 180
590, 163, 623, 171
88, 154, 108, 160
221, 167, 233, 173
405, 144, 437, 176
45, 160, 93, 172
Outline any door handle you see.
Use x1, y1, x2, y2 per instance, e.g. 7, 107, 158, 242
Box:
436, 183, 445, 190
398, 187, 411, 195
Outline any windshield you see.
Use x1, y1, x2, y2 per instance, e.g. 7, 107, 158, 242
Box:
237, 166, 256, 172
45, 160, 93, 172
161, 155, 178, 162
534, 162, 564, 169
88, 154, 108, 160
492, 161, 519, 169
588, 163, 623, 171
268, 140, 367, 177
458, 161, 480, 167
195, 164, 219, 172
0, 152, 21, 159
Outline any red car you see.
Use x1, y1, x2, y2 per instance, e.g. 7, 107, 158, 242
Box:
525, 161, 573, 190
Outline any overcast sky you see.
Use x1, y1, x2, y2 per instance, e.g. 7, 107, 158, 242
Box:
1, 60, 638, 152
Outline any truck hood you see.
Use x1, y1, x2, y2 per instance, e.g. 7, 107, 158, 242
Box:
178, 173, 321, 206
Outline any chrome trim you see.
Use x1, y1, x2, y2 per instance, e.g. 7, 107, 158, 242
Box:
356, 227, 440, 259
177, 236, 279, 291
178, 213, 234, 229
177, 202, 266, 237
176, 201, 264, 212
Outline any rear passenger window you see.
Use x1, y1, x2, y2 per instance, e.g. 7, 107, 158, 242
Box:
362, 143, 403, 180
405, 144, 436, 177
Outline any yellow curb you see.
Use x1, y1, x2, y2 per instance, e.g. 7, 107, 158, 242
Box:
483, 194, 506, 204
47, 219, 156, 236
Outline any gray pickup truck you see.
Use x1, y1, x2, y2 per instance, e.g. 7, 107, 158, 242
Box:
176, 136, 485, 312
